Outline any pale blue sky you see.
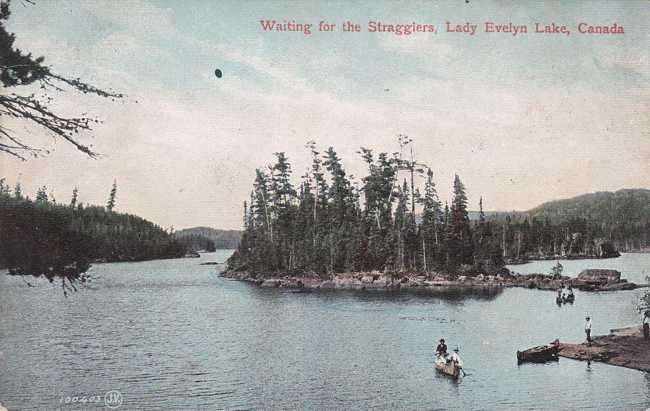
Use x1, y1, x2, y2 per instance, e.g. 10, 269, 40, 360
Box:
2, 1, 649, 229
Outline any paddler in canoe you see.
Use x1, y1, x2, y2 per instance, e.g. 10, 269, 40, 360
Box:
436, 338, 448, 357
435, 345, 464, 378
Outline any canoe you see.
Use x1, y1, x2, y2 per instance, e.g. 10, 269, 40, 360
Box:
517, 342, 560, 363
435, 359, 461, 378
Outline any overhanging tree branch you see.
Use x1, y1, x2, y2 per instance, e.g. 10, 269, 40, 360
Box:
0, 0, 123, 160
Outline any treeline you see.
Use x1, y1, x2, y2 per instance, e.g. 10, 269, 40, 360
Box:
227, 139, 504, 277
175, 234, 217, 252
174, 226, 241, 249
493, 215, 620, 262
0, 179, 185, 279
491, 189, 650, 260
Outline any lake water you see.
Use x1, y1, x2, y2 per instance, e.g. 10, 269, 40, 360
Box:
1, 251, 650, 410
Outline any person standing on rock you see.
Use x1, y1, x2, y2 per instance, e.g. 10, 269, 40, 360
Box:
585, 316, 592, 344
643, 311, 650, 340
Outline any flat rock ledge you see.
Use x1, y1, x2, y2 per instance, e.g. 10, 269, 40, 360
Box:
221, 270, 643, 292
558, 326, 650, 372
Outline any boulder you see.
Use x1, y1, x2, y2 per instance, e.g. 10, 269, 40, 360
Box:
600, 282, 637, 291
261, 279, 280, 288
368, 279, 389, 288
577, 269, 621, 284
320, 280, 336, 289
334, 277, 364, 289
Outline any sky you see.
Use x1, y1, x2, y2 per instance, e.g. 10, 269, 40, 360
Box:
1, 0, 648, 230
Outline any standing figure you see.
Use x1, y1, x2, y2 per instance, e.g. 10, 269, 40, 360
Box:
643, 311, 650, 341
585, 316, 592, 344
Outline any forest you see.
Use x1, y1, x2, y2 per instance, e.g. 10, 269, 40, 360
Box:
0, 179, 185, 282
227, 140, 643, 277
227, 139, 503, 276
174, 233, 217, 253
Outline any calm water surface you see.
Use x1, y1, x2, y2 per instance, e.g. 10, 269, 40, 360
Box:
1, 251, 650, 410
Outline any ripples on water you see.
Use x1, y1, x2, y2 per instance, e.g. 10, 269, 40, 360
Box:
1, 252, 649, 409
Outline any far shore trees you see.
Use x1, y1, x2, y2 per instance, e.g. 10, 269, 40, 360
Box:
0, 179, 185, 292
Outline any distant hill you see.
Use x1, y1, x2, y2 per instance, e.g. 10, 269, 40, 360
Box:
479, 189, 650, 253
527, 189, 650, 224
174, 227, 241, 249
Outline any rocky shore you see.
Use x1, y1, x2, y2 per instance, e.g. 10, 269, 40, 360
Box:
558, 326, 650, 372
221, 268, 643, 292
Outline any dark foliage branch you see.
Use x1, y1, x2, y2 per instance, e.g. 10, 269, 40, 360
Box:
0, 0, 123, 160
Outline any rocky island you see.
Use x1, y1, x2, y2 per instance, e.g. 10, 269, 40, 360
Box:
221, 268, 643, 292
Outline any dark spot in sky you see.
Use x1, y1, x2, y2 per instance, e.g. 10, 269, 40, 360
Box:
215, 68, 222, 78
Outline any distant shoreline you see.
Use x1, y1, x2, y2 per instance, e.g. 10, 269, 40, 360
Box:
506, 253, 622, 265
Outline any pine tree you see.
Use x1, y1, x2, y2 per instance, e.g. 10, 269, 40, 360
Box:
0, 1, 123, 160
35, 186, 48, 203
106, 180, 117, 211
448, 175, 473, 267
13, 182, 22, 199
394, 179, 409, 271
420, 169, 442, 270
70, 187, 78, 208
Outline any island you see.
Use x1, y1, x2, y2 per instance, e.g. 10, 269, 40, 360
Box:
222, 268, 643, 292
222, 145, 649, 295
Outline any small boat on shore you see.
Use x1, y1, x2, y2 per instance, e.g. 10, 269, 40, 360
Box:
517, 340, 560, 363
435, 357, 461, 378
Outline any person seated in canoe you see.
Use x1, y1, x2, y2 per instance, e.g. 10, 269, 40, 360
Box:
567, 286, 574, 296
436, 338, 448, 357
450, 347, 463, 368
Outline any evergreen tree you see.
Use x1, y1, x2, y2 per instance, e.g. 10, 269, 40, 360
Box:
106, 180, 117, 211
0, 0, 122, 159
70, 187, 78, 208
448, 175, 473, 267
13, 181, 22, 199
420, 169, 442, 270
35, 185, 48, 203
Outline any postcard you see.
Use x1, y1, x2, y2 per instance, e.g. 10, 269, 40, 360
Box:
1, 1, 649, 409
